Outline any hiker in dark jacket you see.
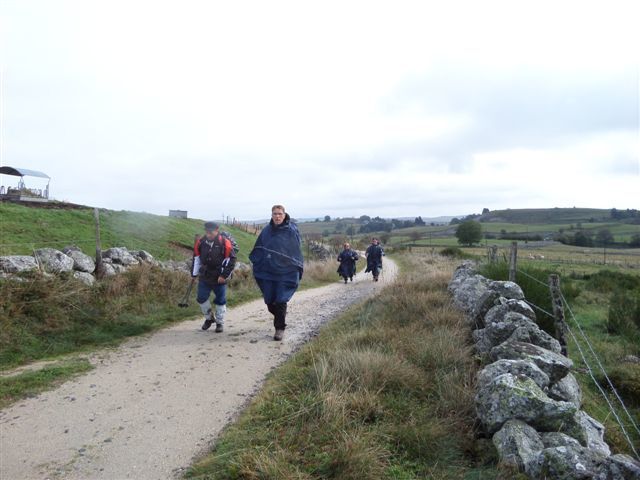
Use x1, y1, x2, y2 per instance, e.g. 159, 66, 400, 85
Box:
249, 205, 304, 341
192, 221, 236, 332
337, 242, 358, 283
365, 237, 384, 282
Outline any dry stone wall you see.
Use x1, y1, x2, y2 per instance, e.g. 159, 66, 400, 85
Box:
0, 247, 190, 285
449, 261, 640, 479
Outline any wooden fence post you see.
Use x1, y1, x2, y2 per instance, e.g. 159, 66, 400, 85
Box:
548, 274, 568, 356
94, 208, 104, 279
488, 245, 498, 264
508, 241, 518, 282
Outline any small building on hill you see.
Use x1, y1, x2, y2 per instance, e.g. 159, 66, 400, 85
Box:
169, 210, 188, 219
0, 166, 50, 202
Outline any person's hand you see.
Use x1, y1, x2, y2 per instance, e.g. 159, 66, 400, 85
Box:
217, 276, 226, 284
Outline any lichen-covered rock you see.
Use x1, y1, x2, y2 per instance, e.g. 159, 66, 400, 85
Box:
73, 271, 95, 286
135, 250, 155, 263
492, 419, 543, 475
541, 432, 582, 449
488, 280, 525, 300
484, 298, 536, 327
531, 444, 609, 479
448, 261, 477, 292
103, 247, 139, 266
470, 289, 501, 329
111, 264, 128, 274
477, 312, 542, 353
562, 411, 611, 457
605, 454, 640, 480
159, 259, 191, 274
477, 359, 550, 390
0, 255, 38, 273
506, 323, 562, 354
66, 250, 96, 273
548, 373, 582, 408
475, 373, 577, 434
101, 263, 117, 277
452, 274, 490, 315
490, 341, 573, 383
34, 248, 74, 273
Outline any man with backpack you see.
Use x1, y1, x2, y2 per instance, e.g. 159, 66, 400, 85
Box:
192, 221, 237, 332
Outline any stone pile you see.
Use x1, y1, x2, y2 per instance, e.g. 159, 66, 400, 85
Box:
449, 261, 640, 479
0, 247, 180, 285
307, 241, 333, 261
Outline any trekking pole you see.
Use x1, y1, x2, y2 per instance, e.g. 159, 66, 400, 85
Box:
178, 234, 200, 308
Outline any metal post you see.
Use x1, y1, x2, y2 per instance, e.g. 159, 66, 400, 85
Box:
94, 208, 104, 279
509, 241, 518, 282
548, 274, 568, 356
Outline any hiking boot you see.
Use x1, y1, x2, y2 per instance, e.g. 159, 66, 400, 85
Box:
215, 323, 224, 333
274, 329, 285, 341
344, 278, 348, 284
350, 276, 353, 282
201, 319, 214, 330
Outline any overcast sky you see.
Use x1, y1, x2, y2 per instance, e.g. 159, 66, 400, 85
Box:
1, 1, 638, 221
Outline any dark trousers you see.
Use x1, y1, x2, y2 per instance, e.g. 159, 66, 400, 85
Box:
267, 302, 287, 330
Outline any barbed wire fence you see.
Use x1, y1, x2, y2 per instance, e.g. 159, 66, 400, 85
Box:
484, 242, 640, 460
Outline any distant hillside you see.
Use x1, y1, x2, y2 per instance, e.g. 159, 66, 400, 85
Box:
476, 208, 635, 225
0, 202, 255, 262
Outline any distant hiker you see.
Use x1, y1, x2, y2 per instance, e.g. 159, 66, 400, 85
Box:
192, 221, 237, 332
365, 237, 384, 282
337, 242, 359, 283
249, 205, 304, 341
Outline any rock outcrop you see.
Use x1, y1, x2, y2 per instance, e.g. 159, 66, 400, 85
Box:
449, 262, 640, 479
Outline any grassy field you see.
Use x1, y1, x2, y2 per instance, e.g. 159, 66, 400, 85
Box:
186, 253, 508, 480
0, 202, 257, 263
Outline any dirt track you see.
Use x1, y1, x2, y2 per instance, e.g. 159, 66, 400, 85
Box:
0, 260, 397, 480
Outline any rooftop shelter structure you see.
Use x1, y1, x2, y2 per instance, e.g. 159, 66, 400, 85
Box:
0, 166, 50, 202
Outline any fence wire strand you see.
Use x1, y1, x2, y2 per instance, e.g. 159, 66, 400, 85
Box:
513, 265, 640, 458
560, 292, 640, 440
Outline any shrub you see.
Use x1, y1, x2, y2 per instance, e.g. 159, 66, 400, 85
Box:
440, 246, 465, 258
607, 291, 640, 339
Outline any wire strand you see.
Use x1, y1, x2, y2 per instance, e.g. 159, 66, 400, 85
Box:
560, 292, 640, 440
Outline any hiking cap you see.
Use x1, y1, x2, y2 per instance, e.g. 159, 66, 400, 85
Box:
204, 221, 219, 231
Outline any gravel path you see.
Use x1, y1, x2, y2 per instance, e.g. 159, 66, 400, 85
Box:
0, 260, 397, 480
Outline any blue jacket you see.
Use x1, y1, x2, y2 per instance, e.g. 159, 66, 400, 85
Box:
249, 213, 304, 281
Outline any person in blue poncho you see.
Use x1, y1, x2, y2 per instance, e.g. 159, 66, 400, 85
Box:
365, 237, 384, 282
249, 204, 304, 341
337, 242, 359, 283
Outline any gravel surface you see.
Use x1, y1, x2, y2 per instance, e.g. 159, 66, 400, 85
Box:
0, 260, 397, 480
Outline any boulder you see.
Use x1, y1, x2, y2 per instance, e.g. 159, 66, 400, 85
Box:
484, 298, 536, 327
159, 259, 191, 274
62, 245, 82, 254
488, 280, 525, 300
135, 250, 155, 262
34, 248, 74, 273
506, 323, 562, 354
477, 312, 543, 353
111, 264, 128, 274
606, 454, 640, 480
0, 255, 38, 273
470, 289, 501, 329
102, 263, 117, 277
548, 373, 582, 408
475, 373, 577, 434
492, 419, 543, 476
531, 444, 609, 479
452, 274, 490, 315
67, 250, 96, 273
490, 341, 573, 383
477, 359, 550, 390
103, 247, 139, 266
73, 271, 95, 286
562, 411, 610, 457
541, 432, 582, 449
